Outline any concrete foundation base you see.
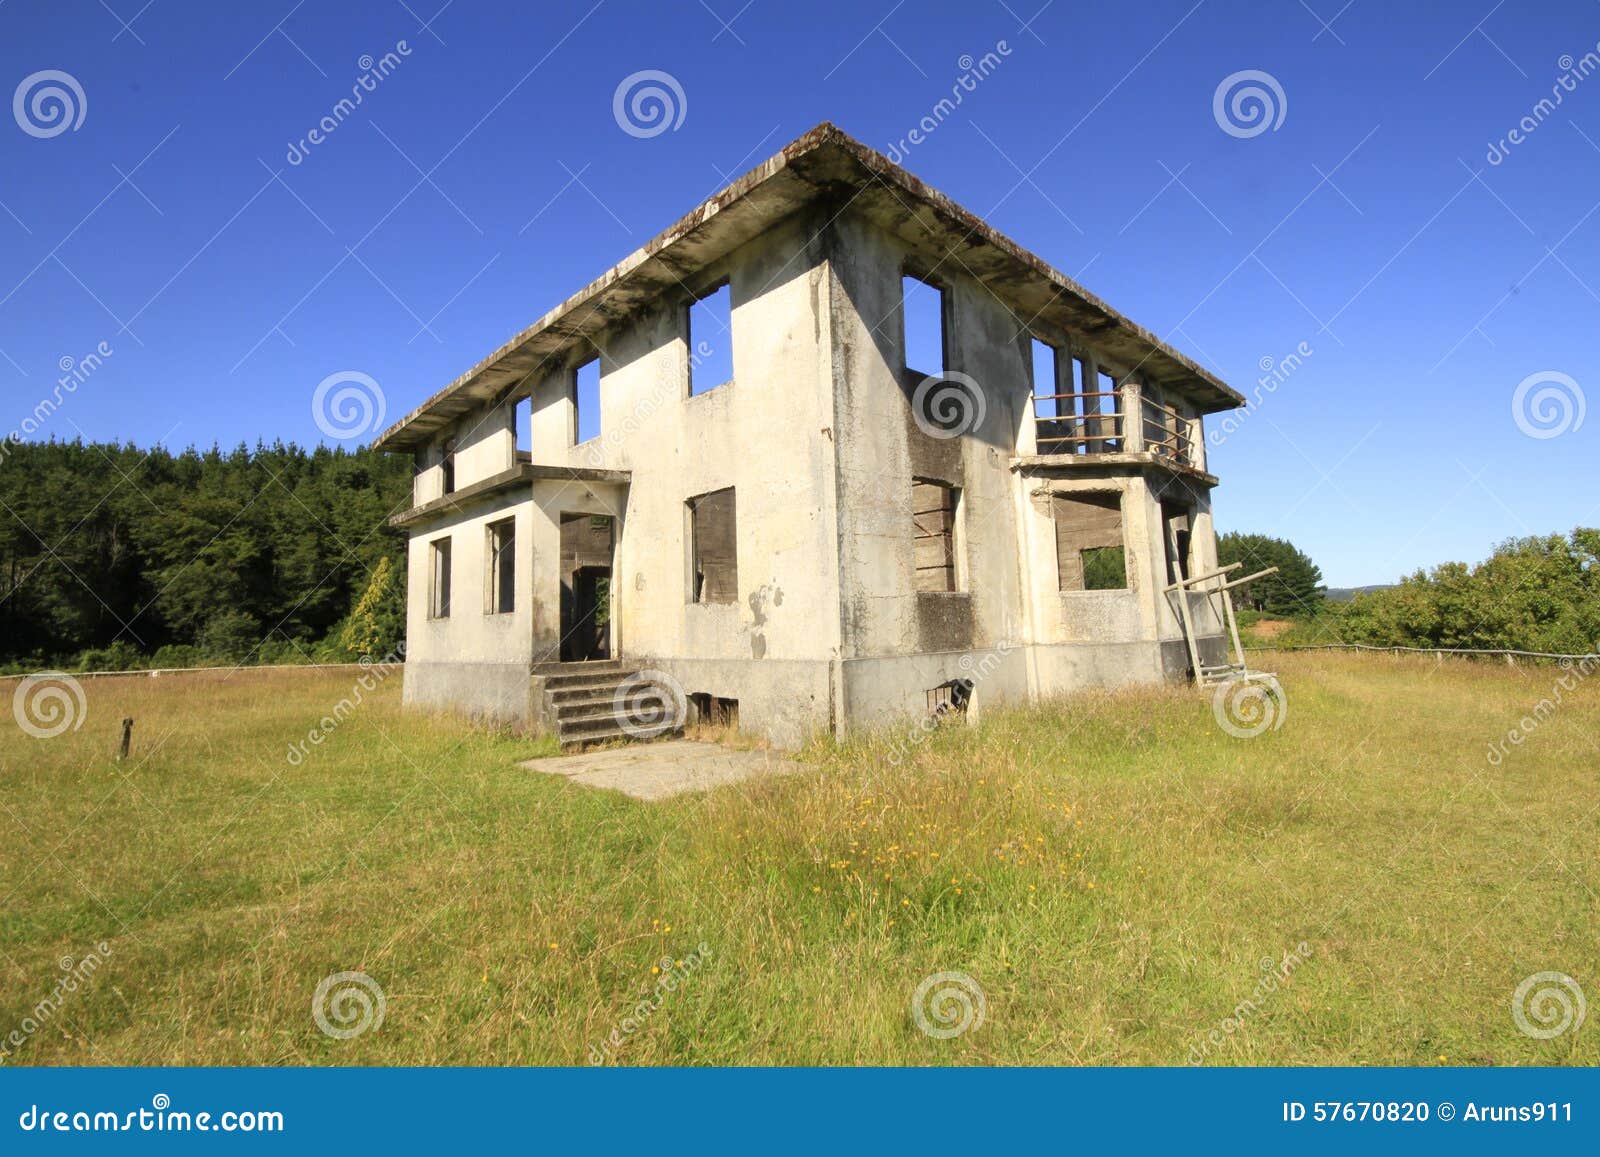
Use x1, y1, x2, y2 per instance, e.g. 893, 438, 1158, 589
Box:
402, 634, 1227, 747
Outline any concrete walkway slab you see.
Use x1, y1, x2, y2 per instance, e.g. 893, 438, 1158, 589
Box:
520, 740, 807, 801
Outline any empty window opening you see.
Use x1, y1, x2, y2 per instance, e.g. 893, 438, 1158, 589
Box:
514, 396, 531, 462
688, 282, 733, 395
428, 537, 452, 619
901, 272, 947, 376
926, 678, 973, 719
912, 479, 961, 593
1054, 492, 1127, 592
689, 692, 738, 729
440, 438, 456, 495
1089, 369, 1122, 451
687, 487, 738, 604
1036, 352, 1103, 456
574, 357, 601, 444
485, 517, 515, 614
1031, 339, 1059, 418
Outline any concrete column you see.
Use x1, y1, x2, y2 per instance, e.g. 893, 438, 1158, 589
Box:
1122, 375, 1144, 453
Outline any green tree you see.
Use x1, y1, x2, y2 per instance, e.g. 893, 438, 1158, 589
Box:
336, 555, 405, 659
1216, 532, 1325, 616
1340, 529, 1600, 653
0, 438, 413, 669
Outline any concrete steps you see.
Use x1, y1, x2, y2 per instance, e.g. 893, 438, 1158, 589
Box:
531, 661, 682, 750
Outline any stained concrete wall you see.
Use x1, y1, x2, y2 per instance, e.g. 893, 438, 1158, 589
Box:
519, 209, 841, 743
396, 201, 1230, 744
822, 206, 1225, 729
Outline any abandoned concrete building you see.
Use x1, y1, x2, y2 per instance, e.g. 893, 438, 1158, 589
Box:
372, 123, 1247, 748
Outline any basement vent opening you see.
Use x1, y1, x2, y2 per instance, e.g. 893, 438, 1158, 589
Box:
690, 693, 738, 729
926, 678, 973, 720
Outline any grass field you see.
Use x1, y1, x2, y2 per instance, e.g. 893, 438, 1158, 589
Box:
1, 653, 1595, 1066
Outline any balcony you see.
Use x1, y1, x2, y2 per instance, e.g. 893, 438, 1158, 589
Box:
1140, 395, 1197, 470
1025, 384, 1210, 481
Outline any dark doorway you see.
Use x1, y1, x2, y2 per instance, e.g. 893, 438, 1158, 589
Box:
1160, 500, 1193, 586
560, 513, 614, 662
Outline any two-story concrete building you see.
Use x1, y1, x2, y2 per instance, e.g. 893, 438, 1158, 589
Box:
372, 124, 1246, 748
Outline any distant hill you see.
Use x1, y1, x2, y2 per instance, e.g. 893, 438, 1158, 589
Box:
1325, 585, 1396, 602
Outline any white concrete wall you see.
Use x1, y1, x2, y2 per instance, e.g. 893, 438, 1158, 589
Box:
402, 484, 536, 721
410, 402, 516, 506
826, 212, 1030, 664
397, 204, 1231, 743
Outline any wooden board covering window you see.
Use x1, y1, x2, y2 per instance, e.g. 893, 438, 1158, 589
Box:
913, 480, 957, 593
1053, 492, 1125, 591
689, 488, 738, 604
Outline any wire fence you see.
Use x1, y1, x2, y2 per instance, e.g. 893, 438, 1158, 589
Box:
1244, 642, 1599, 663
0, 661, 397, 683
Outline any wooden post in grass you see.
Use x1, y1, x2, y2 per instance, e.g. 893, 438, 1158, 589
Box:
118, 717, 133, 762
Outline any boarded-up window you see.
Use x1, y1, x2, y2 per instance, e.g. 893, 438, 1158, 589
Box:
485, 518, 514, 614
429, 537, 451, 619
913, 480, 960, 593
688, 488, 737, 604
1054, 492, 1126, 591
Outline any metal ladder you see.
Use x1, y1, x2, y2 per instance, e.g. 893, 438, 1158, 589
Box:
1164, 523, 1279, 686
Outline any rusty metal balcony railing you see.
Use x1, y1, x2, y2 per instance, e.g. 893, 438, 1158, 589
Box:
1030, 389, 1124, 455
1141, 395, 1196, 469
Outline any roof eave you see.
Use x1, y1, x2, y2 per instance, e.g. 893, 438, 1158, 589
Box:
372, 123, 1241, 453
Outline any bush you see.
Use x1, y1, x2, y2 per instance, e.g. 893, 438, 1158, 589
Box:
197, 610, 262, 662
150, 644, 204, 669
73, 641, 146, 672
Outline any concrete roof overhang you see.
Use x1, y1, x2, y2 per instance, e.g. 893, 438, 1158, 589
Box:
373, 123, 1243, 454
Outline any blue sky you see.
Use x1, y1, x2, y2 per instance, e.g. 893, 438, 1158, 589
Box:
1, 0, 1596, 586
